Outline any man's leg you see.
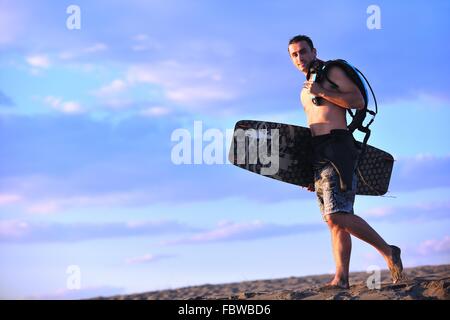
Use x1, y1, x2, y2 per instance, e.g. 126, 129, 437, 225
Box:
328, 213, 390, 258
328, 221, 352, 288
315, 164, 402, 286
327, 213, 403, 283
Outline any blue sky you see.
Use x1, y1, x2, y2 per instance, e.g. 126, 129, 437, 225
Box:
0, 0, 449, 299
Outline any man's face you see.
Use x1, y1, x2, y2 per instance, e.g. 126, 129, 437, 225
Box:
288, 41, 317, 74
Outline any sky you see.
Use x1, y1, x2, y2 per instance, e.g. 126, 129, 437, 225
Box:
0, 0, 449, 299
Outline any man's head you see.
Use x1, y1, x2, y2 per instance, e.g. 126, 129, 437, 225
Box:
288, 35, 317, 74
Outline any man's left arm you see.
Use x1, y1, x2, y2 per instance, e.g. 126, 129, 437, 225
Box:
306, 66, 365, 110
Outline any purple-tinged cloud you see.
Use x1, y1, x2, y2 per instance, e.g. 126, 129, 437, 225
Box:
162, 201, 450, 246
125, 253, 174, 265
361, 201, 450, 222
417, 236, 450, 256
162, 220, 323, 245
0, 219, 200, 243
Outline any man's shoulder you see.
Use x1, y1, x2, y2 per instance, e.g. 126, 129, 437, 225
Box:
325, 63, 350, 79
323, 63, 357, 88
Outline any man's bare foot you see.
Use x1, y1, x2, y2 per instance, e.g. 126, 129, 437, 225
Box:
387, 245, 403, 284
323, 278, 350, 290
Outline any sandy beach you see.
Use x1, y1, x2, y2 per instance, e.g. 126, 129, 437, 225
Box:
99, 264, 449, 300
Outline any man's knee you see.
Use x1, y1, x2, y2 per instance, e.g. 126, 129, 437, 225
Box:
325, 212, 348, 228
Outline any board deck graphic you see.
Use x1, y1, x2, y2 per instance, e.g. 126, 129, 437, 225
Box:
228, 120, 394, 196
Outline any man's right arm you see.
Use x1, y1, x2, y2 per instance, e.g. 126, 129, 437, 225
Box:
315, 66, 365, 110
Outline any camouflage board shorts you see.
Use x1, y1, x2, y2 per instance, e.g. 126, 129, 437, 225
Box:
313, 162, 357, 222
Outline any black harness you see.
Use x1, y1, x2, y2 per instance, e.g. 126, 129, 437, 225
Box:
307, 59, 378, 159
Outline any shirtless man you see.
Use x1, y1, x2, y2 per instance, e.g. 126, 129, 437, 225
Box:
288, 35, 403, 288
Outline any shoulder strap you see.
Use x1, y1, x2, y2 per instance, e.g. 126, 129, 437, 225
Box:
321, 59, 378, 158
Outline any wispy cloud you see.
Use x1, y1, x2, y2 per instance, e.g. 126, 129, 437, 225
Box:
126, 61, 236, 106
131, 34, 162, 52
84, 43, 108, 54
0, 193, 22, 205
0, 220, 30, 239
0, 219, 199, 243
92, 79, 127, 97
89, 59, 235, 111
26, 55, 50, 69
23, 190, 168, 214
90, 79, 137, 110
163, 220, 322, 245
140, 106, 171, 117
44, 96, 83, 114
362, 201, 450, 222
80, 39, 242, 115
417, 236, 450, 256
27, 200, 60, 214
166, 86, 234, 104
363, 206, 395, 218
59, 43, 108, 60
125, 253, 174, 265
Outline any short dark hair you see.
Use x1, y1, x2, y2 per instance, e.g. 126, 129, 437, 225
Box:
288, 35, 314, 50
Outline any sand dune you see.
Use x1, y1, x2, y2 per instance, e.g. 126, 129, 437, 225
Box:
100, 264, 449, 300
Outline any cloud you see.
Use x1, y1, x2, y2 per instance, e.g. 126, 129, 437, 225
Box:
59, 43, 108, 60
87, 59, 237, 114
92, 79, 127, 97
24, 191, 159, 214
27, 200, 60, 214
417, 236, 450, 256
0, 90, 15, 107
0, 193, 22, 205
44, 96, 83, 114
166, 86, 234, 104
132, 34, 150, 42
163, 220, 322, 245
90, 78, 152, 111
126, 61, 236, 106
361, 201, 450, 223
125, 253, 174, 265
0, 220, 30, 239
84, 43, 108, 54
131, 34, 162, 52
363, 206, 395, 218
0, 219, 199, 243
140, 106, 171, 117
26, 55, 50, 69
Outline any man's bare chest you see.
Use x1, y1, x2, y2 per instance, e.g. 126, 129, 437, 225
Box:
300, 77, 340, 110
300, 80, 346, 123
